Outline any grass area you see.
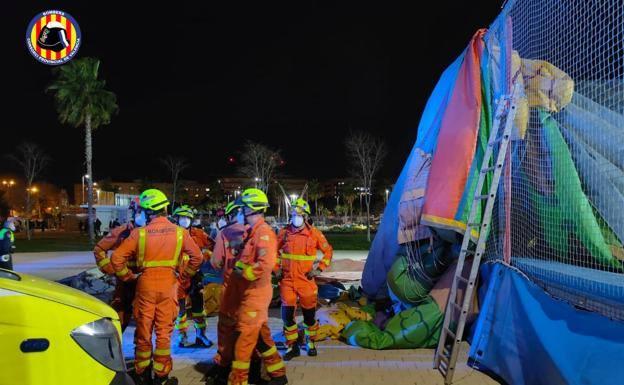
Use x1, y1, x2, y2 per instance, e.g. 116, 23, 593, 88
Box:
14, 231, 93, 253
325, 232, 373, 250
13, 231, 374, 253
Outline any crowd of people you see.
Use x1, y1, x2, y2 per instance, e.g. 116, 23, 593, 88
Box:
92, 187, 333, 385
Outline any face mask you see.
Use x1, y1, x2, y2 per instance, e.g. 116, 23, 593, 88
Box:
7, 222, 16, 231
134, 211, 147, 227
236, 211, 245, 225
192, 219, 201, 227
291, 214, 304, 228
217, 218, 227, 229
179, 217, 191, 229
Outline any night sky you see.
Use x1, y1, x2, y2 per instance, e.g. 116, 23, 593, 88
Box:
6, 1, 502, 190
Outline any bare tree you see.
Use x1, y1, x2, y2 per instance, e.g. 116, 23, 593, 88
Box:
8, 143, 49, 240
345, 131, 387, 241
239, 141, 281, 193
160, 156, 189, 208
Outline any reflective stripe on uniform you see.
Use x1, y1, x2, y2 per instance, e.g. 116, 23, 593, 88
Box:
232, 360, 250, 370
115, 267, 129, 277
235, 261, 257, 281
286, 332, 299, 341
97, 258, 111, 267
281, 253, 316, 261
154, 348, 170, 356
284, 324, 298, 332
192, 312, 205, 318
144, 259, 179, 267
136, 350, 152, 358
266, 361, 285, 373
194, 322, 206, 328
137, 229, 146, 267
260, 345, 277, 357
305, 329, 317, 337
185, 266, 197, 276
153, 362, 165, 371
173, 227, 183, 263
137, 227, 182, 268
321, 258, 331, 266
136, 359, 151, 369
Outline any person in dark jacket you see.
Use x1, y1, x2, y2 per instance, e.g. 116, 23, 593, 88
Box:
0, 218, 17, 270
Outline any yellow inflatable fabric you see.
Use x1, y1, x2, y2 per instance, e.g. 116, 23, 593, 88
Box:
315, 303, 372, 341
203, 283, 223, 316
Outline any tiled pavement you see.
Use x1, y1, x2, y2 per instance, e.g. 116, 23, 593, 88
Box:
122, 316, 498, 385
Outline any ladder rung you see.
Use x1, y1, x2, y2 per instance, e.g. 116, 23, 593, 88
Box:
474, 194, 489, 200
467, 222, 481, 227
488, 134, 509, 146
439, 360, 448, 373
480, 165, 498, 173
461, 248, 474, 255
444, 327, 457, 341
456, 276, 469, 284
451, 302, 462, 312
438, 354, 449, 364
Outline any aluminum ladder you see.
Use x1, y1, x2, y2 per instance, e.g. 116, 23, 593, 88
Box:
433, 84, 519, 384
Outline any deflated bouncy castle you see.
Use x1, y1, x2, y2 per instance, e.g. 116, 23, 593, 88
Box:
358, 0, 624, 384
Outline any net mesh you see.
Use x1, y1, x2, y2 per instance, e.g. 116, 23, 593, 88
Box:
483, 0, 624, 321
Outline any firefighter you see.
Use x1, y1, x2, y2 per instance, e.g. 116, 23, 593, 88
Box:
207, 201, 246, 384
93, 197, 140, 331
276, 198, 333, 361
112, 189, 203, 385
226, 188, 288, 385
172, 204, 214, 348
0, 218, 16, 270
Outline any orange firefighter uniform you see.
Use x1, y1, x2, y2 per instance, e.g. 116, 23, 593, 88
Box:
276, 224, 333, 347
93, 222, 136, 330
176, 226, 216, 337
210, 222, 247, 369
226, 218, 286, 385
111, 217, 203, 378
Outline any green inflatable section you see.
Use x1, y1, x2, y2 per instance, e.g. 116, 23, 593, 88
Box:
342, 298, 443, 349
387, 242, 450, 305
530, 110, 619, 268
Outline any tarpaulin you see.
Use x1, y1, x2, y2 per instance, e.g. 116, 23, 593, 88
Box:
469, 262, 624, 385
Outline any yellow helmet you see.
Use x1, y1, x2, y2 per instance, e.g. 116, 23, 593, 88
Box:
225, 201, 241, 215
172, 204, 194, 218
139, 189, 169, 212
237, 188, 269, 212
291, 198, 311, 215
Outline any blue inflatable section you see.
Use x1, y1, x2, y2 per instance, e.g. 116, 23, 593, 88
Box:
470, 262, 624, 385
361, 53, 464, 298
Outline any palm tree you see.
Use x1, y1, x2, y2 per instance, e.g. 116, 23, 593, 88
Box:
307, 179, 323, 218
47, 57, 118, 243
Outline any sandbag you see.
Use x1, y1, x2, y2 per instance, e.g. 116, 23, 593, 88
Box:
203, 283, 223, 316
342, 298, 444, 350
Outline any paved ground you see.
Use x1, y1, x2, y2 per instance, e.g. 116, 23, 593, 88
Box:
15, 250, 498, 385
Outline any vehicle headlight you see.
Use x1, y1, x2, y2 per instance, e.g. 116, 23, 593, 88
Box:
70, 318, 125, 372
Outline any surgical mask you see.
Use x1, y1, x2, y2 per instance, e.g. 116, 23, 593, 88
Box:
291, 214, 304, 228
236, 211, 245, 225
134, 211, 147, 227
7, 222, 15, 232
217, 218, 227, 229
179, 217, 191, 229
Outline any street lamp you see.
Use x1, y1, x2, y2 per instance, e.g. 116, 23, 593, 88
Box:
82, 174, 90, 204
